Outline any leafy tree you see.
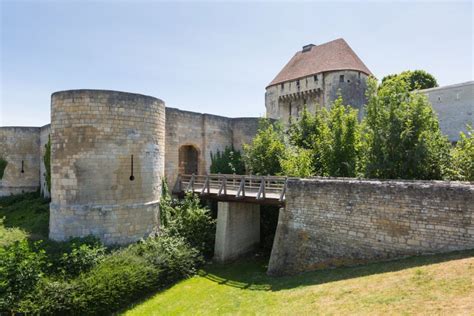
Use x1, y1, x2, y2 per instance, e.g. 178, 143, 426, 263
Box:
364, 77, 450, 180
449, 127, 474, 181
287, 97, 362, 177
243, 119, 286, 176
320, 96, 362, 177
381, 70, 438, 91
280, 146, 314, 177
210, 146, 245, 174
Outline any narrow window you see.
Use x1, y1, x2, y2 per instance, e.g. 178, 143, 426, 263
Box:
289, 102, 292, 121
296, 80, 300, 88
281, 83, 284, 91
129, 155, 135, 181
314, 75, 318, 82
358, 72, 361, 79
339, 75, 344, 83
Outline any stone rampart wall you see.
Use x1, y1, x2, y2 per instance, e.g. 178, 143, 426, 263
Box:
165, 108, 259, 189
0, 127, 41, 196
268, 178, 474, 275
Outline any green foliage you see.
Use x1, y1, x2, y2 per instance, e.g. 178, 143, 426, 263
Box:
210, 146, 245, 174
364, 77, 450, 180
160, 182, 216, 257
280, 146, 314, 177
243, 119, 286, 175
50, 237, 106, 277
0, 157, 7, 180
0, 239, 46, 311
0, 218, 28, 247
381, 70, 438, 91
43, 135, 51, 192
287, 98, 362, 177
321, 96, 362, 177
449, 127, 474, 181
0, 191, 50, 240
18, 234, 202, 315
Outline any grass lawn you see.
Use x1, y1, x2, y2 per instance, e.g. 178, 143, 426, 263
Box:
125, 251, 474, 315
0, 192, 50, 241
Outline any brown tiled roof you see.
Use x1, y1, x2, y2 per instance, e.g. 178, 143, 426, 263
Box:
267, 38, 373, 88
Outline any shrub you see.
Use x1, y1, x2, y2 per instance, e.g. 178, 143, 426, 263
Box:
19, 234, 202, 315
41, 236, 106, 277
0, 239, 46, 312
160, 185, 215, 257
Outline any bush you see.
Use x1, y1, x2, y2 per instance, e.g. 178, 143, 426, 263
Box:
19, 234, 202, 315
41, 236, 106, 277
0, 239, 46, 312
160, 185, 216, 258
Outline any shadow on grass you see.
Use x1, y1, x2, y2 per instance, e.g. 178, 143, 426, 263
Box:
0, 191, 50, 240
199, 249, 474, 292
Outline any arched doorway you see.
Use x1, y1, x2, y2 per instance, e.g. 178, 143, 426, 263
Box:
179, 145, 199, 174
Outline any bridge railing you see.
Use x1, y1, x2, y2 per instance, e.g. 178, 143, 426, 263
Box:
175, 174, 290, 202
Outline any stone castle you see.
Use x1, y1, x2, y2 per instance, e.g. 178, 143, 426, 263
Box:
1, 38, 472, 274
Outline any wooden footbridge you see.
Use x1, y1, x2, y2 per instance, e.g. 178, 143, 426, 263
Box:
174, 174, 290, 206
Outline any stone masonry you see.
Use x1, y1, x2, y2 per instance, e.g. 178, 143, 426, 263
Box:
268, 178, 474, 275
0, 127, 41, 196
214, 201, 260, 263
49, 90, 165, 245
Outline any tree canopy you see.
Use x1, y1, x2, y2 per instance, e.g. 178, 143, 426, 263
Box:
381, 70, 438, 91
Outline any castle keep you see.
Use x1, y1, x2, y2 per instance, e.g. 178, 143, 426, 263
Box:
265, 38, 372, 122
1, 38, 472, 274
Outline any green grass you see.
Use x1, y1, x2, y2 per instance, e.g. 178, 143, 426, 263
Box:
0, 192, 50, 240
125, 250, 474, 315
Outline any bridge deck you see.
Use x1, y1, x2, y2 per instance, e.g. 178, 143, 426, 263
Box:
174, 174, 290, 206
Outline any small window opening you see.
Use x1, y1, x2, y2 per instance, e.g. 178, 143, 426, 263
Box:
281, 83, 284, 91
358, 72, 361, 79
129, 155, 135, 181
314, 75, 318, 81
289, 102, 292, 121
339, 75, 344, 83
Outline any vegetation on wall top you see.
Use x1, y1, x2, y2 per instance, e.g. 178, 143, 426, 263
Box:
43, 136, 51, 192
0, 157, 7, 180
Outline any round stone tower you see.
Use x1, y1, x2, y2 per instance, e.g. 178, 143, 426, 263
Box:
49, 90, 165, 245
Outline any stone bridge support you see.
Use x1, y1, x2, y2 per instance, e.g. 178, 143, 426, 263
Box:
214, 202, 260, 263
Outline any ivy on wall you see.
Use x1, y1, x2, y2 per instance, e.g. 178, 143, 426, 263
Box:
0, 157, 7, 180
43, 136, 51, 191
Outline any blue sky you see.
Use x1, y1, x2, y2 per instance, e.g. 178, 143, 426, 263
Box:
1, 0, 472, 126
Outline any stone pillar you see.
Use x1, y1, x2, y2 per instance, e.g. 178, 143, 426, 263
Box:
49, 90, 165, 245
214, 201, 260, 263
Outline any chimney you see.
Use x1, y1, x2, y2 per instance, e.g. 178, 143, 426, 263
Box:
302, 44, 315, 52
